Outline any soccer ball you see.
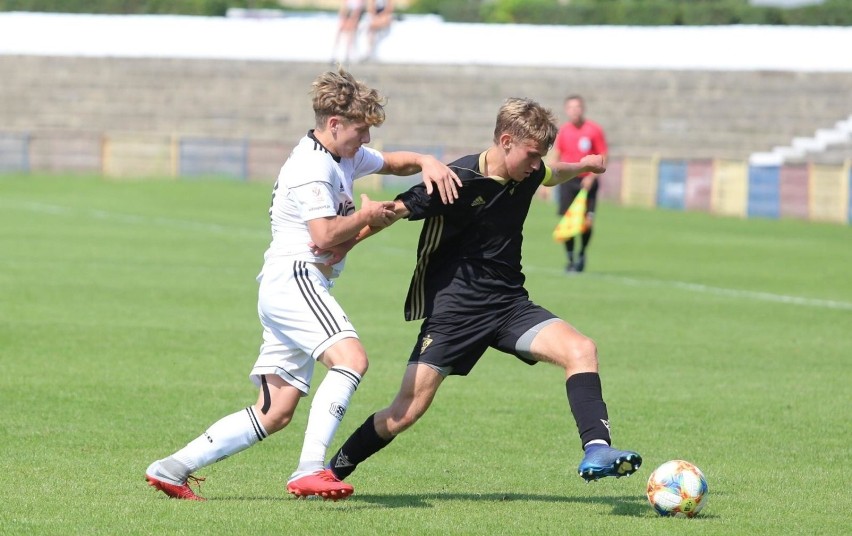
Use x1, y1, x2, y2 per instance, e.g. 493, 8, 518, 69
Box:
646, 460, 708, 518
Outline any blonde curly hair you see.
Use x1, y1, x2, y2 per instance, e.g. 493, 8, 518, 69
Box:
311, 67, 386, 129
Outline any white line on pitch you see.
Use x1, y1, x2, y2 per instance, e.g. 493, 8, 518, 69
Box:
523, 264, 852, 311
11, 200, 850, 312
6, 200, 268, 238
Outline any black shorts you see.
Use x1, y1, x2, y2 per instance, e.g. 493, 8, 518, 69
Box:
407, 299, 560, 376
558, 176, 599, 215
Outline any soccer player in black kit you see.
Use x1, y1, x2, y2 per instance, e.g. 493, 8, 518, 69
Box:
322, 97, 641, 495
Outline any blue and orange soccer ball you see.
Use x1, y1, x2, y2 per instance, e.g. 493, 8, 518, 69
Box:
646, 460, 709, 518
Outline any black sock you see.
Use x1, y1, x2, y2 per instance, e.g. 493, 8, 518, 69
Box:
579, 228, 592, 255
328, 413, 393, 480
566, 372, 611, 448
564, 239, 575, 261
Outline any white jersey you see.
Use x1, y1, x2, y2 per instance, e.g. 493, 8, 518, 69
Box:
262, 130, 384, 278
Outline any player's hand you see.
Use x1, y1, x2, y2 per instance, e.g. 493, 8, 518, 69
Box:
360, 193, 396, 228
580, 154, 606, 175
419, 155, 461, 205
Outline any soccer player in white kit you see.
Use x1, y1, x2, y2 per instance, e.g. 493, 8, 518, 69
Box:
145, 68, 460, 501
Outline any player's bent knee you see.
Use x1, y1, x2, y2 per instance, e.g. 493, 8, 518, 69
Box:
335, 354, 368, 376
256, 405, 294, 434
320, 339, 369, 375
576, 336, 599, 367
557, 335, 598, 369
387, 408, 421, 435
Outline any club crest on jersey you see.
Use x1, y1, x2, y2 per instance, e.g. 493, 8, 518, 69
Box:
420, 334, 433, 354
312, 185, 323, 199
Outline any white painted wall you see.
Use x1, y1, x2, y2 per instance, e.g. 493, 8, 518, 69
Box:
1, 11, 851, 72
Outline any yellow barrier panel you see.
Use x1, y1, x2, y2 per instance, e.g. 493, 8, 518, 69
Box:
809, 161, 850, 223
103, 132, 176, 179
621, 156, 659, 208
711, 159, 748, 218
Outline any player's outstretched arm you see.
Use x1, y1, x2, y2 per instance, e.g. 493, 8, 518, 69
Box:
307, 193, 394, 250
544, 154, 606, 187
309, 198, 409, 265
353, 199, 409, 242
380, 151, 461, 205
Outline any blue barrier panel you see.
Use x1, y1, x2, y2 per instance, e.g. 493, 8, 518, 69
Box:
179, 138, 247, 180
748, 165, 780, 219
0, 132, 30, 172
657, 159, 687, 210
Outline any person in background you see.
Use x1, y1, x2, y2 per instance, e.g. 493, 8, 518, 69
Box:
144, 67, 460, 502
552, 94, 608, 273
332, 0, 365, 65
365, 0, 394, 60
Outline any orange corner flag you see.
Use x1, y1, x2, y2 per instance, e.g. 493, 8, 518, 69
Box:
552, 189, 588, 242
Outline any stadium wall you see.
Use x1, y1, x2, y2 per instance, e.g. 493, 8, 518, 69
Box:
0, 55, 850, 224
2, 129, 849, 224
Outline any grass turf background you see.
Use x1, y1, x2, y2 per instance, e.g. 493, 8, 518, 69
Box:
1, 174, 850, 535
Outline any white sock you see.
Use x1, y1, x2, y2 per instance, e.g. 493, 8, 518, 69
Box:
169, 406, 268, 477
293, 366, 361, 476
584, 439, 609, 450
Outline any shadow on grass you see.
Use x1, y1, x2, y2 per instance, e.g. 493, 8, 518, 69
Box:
348, 492, 649, 516
209, 492, 720, 519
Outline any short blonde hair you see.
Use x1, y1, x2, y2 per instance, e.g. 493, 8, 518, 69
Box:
311, 68, 386, 128
493, 97, 558, 149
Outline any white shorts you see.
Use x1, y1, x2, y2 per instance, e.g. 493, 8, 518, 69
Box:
250, 260, 357, 396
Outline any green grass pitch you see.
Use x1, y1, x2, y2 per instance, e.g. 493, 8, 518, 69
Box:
1, 174, 850, 535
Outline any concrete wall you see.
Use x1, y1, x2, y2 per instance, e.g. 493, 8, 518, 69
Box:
2, 55, 851, 164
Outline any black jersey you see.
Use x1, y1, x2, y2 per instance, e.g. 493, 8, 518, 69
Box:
397, 151, 553, 321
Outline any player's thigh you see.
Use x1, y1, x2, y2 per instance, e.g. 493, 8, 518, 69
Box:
408, 313, 492, 376
251, 337, 316, 397
492, 302, 596, 369
528, 321, 597, 371
258, 261, 357, 363
253, 263, 357, 396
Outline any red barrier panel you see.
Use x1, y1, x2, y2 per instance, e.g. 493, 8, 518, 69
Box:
685, 159, 713, 212
779, 164, 809, 220
598, 157, 623, 204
